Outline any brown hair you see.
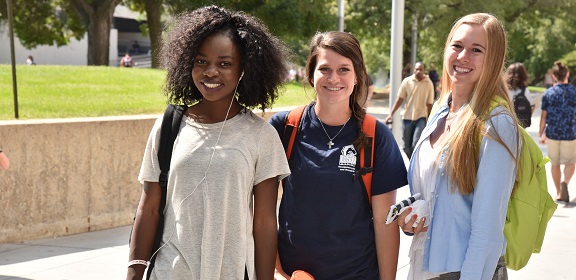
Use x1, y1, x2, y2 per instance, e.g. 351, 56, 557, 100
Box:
507, 62, 529, 90
305, 31, 369, 149
552, 61, 569, 81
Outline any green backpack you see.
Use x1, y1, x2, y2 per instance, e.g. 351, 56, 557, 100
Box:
485, 97, 557, 270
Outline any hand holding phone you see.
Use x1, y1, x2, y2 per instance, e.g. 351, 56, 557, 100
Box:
385, 193, 421, 225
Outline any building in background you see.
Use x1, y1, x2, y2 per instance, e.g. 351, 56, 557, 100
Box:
0, 5, 150, 67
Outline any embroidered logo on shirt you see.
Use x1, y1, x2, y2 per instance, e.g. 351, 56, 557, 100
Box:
339, 145, 357, 174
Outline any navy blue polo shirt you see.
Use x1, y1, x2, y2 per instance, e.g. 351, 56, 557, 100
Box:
269, 105, 408, 280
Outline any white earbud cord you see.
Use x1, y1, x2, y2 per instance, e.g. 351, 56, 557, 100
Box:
147, 77, 242, 264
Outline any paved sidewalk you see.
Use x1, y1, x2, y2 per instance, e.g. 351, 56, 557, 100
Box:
1, 95, 575, 279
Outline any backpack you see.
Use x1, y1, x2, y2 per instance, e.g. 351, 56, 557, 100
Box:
282, 104, 377, 203
513, 87, 532, 128
484, 98, 557, 270
130, 104, 187, 279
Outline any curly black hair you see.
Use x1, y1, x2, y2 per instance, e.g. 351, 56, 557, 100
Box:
160, 5, 290, 110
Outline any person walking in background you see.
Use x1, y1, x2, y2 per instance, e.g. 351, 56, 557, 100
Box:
127, 6, 291, 280
402, 63, 412, 80
26, 55, 36, 65
544, 68, 555, 88
131, 40, 141, 54
384, 62, 435, 159
120, 53, 134, 67
398, 13, 519, 279
506, 62, 535, 128
428, 63, 440, 99
270, 31, 407, 280
539, 61, 576, 203
0, 148, 9, 170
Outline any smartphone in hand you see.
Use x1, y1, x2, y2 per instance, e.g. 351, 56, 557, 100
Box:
385, 193, 421, 225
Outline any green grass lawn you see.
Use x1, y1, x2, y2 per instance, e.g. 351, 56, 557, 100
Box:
528, 86, 546, 94
0, 65, 314, 120
3, 65, 545, 120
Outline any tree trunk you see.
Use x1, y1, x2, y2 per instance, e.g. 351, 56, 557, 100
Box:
72, 0, 120, 66
145, 0, 162, 69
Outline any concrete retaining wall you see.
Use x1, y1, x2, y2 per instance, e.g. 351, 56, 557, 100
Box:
0, 115, 156, 243
0, 111, 278, 243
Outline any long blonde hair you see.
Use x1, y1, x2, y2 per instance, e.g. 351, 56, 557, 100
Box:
437, 13, 518, 194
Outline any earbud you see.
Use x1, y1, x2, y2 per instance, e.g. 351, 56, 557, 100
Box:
239, 71, 244, 81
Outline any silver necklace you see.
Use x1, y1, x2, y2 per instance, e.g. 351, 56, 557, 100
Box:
317, 115, 351, 148
446, 111, 458, 132
445, 100, 466, 132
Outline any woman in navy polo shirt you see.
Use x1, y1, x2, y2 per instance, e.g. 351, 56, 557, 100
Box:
270, 31, 408, 280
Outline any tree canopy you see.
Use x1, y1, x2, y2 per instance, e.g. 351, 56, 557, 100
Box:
2, 0, 575, 82
0, 0, 84, 48
1, 0, 119, 65
403, 0, 576, 84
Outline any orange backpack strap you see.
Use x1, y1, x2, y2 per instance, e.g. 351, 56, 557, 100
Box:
359, 114, 377, 203
282, 105, 308, 160
282, 105, 376, 204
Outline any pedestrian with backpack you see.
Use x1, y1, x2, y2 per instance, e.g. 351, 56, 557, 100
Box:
127, 6, 291, 280
396, 13, 521, 279
539, 61, 576, 203
507, 62, 535, 128
269, 31, 408, 280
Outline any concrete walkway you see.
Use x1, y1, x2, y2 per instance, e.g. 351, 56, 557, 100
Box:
1, 94, 575, 279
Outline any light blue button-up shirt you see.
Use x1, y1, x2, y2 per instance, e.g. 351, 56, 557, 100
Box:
407, 96, 520, 280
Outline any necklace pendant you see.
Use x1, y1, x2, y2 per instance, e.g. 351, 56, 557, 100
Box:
327, 140, 334, 148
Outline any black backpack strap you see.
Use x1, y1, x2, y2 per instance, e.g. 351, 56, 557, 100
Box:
158, 104, 186, 187
514, 87, 527, 103
146, 104, 186, 279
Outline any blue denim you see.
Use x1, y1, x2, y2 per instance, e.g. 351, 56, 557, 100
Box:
407, 96, 518, 279
403, 117, 427, 159
429, 256, 508, 280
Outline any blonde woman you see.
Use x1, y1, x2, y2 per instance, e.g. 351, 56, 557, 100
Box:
398, 13, 520, 280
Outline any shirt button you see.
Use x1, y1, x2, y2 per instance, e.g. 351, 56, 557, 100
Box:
427, 237, 430, 240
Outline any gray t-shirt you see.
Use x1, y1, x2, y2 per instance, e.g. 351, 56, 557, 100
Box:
138, 109, 290, 279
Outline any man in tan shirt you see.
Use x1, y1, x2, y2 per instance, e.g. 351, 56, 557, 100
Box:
384, 62, 435, 159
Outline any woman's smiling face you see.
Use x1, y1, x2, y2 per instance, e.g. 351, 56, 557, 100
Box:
445, 23, 487, 94
192, 32, 242, 102
312, 48, 356, 105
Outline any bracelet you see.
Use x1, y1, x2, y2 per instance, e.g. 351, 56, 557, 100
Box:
128, 260, 149, 268
402, 230, 414, 236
